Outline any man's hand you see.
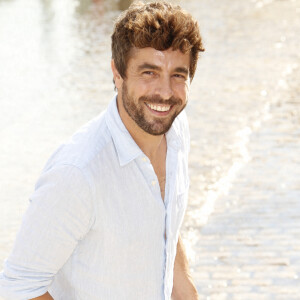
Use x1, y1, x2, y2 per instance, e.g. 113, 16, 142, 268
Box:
30, 292, 54, 300
172, 235, 199, 300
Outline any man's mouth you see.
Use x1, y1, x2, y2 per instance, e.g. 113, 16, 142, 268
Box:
145, 103, 171, 112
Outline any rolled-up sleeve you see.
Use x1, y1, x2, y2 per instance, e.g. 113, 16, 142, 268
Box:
0, 164, 94, 300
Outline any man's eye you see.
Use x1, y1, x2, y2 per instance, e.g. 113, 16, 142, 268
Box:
174, 74, 186, 79
143, 71, 154, 75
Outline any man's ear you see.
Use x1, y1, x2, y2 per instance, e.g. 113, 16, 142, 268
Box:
111, 59, 123, 90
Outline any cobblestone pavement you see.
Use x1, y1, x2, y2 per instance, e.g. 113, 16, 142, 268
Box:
192, 72, 300, 299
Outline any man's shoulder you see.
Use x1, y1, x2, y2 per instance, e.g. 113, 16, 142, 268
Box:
43, 110, 113, 173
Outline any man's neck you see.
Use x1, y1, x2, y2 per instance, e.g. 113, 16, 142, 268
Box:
131, 130, 165, 161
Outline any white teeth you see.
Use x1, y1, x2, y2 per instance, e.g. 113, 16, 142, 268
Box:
146, 103, 171, 112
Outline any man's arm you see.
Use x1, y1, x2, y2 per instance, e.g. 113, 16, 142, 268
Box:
0, 165, 93, 299
31, 292, 53, 300
172, 235, 199, 300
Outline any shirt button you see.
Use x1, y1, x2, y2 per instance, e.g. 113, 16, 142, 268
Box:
151, 180, 157, 186
142, 156, 147, 162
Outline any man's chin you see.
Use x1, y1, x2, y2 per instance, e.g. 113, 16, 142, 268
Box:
140, 121, 173, 136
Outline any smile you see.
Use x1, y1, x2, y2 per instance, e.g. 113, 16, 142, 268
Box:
145, 103, 171, 112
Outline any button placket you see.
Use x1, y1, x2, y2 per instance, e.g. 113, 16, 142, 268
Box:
136, 156, 163, 206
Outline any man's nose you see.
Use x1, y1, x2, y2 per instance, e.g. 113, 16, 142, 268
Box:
156, 76, 173, 100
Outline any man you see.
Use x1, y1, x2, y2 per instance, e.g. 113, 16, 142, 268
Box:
0, 1, 204, 299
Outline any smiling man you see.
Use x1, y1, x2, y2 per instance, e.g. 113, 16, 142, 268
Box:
0, 1, 204, 300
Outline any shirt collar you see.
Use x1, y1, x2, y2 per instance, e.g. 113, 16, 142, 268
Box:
105, 95, 182, 167
105, 95, 143, 167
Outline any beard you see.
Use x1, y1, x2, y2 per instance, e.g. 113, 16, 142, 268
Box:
121, 82, 186, 136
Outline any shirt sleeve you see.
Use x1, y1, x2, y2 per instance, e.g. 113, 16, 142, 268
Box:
0, 164, 94, 300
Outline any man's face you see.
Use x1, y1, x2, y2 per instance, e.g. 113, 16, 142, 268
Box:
118, 47, 190, 136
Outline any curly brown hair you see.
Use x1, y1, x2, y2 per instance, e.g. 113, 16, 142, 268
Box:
111, 1, 205, 81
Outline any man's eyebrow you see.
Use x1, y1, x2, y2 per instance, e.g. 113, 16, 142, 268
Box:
137, 63, 189, 75
137, 63, 162, 71
174, 67, 189, 75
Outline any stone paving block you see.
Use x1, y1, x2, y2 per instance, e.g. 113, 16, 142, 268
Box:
258, 258, 290, 267
231, 278, 273, 287
253, 270, 299, 279
231, 293, 272, 300
204, 293, 228, 300
211, 271, 251, 280
215, 286, 253, 293
258, 285, 300, 294
240, 265, 281, 273
234, 251, 278, 258
197, 279, 228, 289
274, 296, 300, 300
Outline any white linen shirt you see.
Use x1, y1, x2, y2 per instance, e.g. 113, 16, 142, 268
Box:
0, 95, 190, 300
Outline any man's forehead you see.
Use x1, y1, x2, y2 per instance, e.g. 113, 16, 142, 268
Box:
128, 47, 190, 70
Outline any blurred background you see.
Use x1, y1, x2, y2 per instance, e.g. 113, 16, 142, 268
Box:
0, 0, 300, 298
